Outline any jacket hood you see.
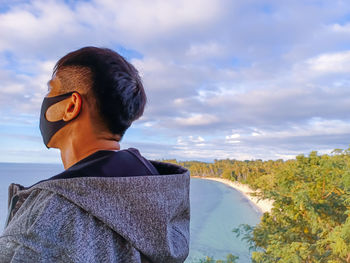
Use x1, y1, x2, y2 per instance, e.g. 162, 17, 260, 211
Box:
10, 160, 190, 263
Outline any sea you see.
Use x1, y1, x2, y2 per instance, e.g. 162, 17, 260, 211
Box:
0, 163, 261, 263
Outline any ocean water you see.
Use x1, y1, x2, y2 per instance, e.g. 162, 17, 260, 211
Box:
0, 163, 260, 262
186, 178, 260, 262
0, 163, 64, 229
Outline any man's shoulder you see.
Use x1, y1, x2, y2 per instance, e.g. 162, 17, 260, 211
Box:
5, 188, 78, 234
1, 187, 141, 262
0, 189, 79, 261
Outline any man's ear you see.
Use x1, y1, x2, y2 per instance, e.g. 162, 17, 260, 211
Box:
63, 93, 82, 121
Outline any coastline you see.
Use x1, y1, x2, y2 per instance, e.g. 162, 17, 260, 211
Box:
192, 176, 273, 214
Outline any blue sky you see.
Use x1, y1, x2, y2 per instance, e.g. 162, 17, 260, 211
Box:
1, 0, 350, 163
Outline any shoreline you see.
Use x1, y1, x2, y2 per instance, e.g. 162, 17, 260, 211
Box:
192, 176, 273, 214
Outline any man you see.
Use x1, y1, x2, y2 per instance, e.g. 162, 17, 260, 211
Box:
0, 47, 190, 263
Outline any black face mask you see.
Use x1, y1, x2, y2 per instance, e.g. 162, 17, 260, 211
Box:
39, 92, 79, 148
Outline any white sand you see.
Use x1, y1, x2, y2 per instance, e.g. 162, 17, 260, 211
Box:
194, 177, 273, 214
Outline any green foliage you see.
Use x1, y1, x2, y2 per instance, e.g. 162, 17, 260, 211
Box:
166, 147, 350, 261
163, 157, 284, 191
237, 148, 350, 262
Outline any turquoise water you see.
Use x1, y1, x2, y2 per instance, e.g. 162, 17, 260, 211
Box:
186, 178, 260, 262
0, 163, 260, 262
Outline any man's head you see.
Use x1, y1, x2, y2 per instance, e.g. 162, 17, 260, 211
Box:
40, 47, 146, 148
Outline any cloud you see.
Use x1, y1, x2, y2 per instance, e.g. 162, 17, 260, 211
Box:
0, 57, 55, 116
175, 114, 219, 127
306, 50, 350, 74
331, 23, 350, 33
225, 133, 240, 144
186, 42, 226, 60
1, 0, 350, 162
104, 0, 222, 37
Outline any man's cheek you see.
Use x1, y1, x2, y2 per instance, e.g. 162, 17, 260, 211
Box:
45, 102, 66, 122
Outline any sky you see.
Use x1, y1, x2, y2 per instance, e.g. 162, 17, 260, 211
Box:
0, 0, 350, 163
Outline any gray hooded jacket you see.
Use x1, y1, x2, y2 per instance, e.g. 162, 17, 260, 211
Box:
0, 150, 190, 263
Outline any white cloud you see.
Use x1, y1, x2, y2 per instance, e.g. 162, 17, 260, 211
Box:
261, 119, 350, 139
190, 136, 205, 143
1, 82, 25, 94
177, 136, 205, 145
227, 140, 240, 144
306, 50, 350, 74
331, 23, 350, 33
1, 0, 350, 162
0, 57, 56, 116
0, 1, 83, 56
186, 42, 225, 59
226, 133, 240, 139
0, 0, 225, 57
175, 136, 207, 150
225, 133, 241, 144
175, 114, 219, 126
142, 122, 154, 127
109, 0, 222, 36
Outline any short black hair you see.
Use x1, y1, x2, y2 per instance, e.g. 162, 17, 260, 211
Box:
54, 47, 146, 138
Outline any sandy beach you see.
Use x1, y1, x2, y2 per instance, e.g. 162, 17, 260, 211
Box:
193, 176, 273, 214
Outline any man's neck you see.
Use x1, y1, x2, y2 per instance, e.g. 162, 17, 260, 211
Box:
60, 139, 120, 169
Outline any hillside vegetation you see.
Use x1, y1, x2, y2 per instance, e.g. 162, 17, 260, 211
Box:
167, 148, 350, 262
